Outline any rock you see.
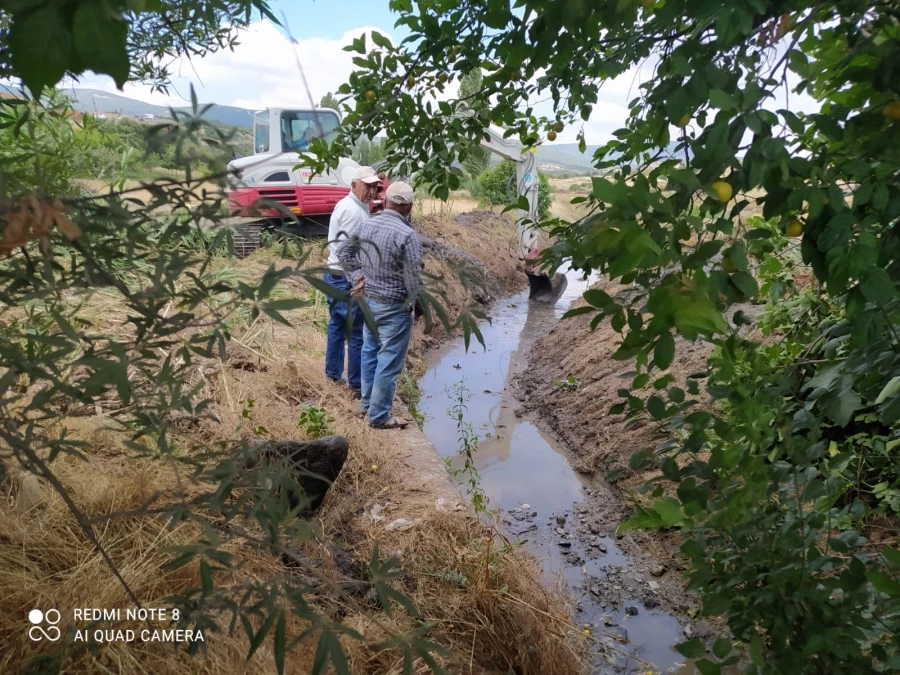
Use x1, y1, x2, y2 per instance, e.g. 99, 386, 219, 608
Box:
597, 540, 608, 553
643, 596, 659, 609
520, 503, 531, 509
557, 514, 567, 526
242, 437, 349, 515
683, 624, 694, 637
589, 523, 601, 535
556, 527, 566, 535
531, 511, 537, 518
625, 606, 639, 616
16, 472, 45, 514
648, 580, 660, 591
651, 564, 666, 577
558, 540, 572, 548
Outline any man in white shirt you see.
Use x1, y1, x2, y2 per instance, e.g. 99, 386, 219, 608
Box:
323, 166, 381, 396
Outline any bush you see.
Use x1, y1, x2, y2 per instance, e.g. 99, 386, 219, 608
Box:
474, 160, 551, 219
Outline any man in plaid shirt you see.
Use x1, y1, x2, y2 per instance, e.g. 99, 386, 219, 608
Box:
337, 182, 423, 429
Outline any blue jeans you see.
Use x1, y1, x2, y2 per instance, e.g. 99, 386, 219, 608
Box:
323, 273, 363, 391
360, 300, 414, 425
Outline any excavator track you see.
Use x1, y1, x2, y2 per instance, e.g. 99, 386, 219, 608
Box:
230, 219, 264, 258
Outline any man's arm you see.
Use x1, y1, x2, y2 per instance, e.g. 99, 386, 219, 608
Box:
337, 224, 365, 284
401, 231, 424, 304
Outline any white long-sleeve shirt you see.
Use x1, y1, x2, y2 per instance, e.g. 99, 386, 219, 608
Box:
326, 192, 370, 271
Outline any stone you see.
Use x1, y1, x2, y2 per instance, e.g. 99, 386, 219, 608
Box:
648, 580, 660, 590
625, 606, 639, 616
557, 514, 567, 526
589, 522, 601, 535
15, 472, 45, 514
651, 564, 666, 577
643, 596, 659, 609
242, 437, 349, 515
556, 527, 566, 535
558, 540, 572, 548
597, 540, 608, 553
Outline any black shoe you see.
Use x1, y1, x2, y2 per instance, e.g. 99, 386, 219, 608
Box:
328, 376, 347, 386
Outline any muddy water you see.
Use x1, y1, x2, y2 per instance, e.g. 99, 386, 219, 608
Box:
418, 267, 686, 674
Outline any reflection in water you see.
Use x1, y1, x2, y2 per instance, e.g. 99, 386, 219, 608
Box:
418, 266, 685, 673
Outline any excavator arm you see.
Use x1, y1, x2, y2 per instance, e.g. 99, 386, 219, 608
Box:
477, 125, 565, 302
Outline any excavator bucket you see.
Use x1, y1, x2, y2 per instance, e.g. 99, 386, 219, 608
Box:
527, 272, 568, 303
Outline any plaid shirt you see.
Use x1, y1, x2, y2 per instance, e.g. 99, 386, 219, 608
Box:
337, 209, 423, 305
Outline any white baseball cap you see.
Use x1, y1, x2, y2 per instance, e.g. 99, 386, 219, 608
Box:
349, 166, 381, 184
386, 181, 414, 205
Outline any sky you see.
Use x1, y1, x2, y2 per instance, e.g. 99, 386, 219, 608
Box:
65, 0, 818, 146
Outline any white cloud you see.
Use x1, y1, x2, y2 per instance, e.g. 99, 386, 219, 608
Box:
71, 21, 393, 111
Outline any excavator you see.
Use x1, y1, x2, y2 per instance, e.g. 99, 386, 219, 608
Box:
225, 106, 565, 301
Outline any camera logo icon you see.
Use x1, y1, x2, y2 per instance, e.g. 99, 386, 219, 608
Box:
28, 609, 61, 642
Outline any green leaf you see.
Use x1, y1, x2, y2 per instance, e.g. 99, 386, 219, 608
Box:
591, 177, 619, 203
653, 496, 682, 527
675, 638, 706, 659
370, 31, 392, 49
708, 89, 736, 110
629, 448, 654, 471
584, 288, 615, 309
9, 7, 73, 94
749, 633, 765, 666
73, 3, 130, 87
199, 560, 213, 592
876, 376, 900, 405
713, 637, 733, 659
247, 611, 278, 661
868, 571, 900, 596
882, 548, 900, 568
647, 395, 666, 420
274, 612, 286, 675
654, 332, 675, 370
696, 659, 722, 675
730, 271, 758, 298
619, 505, 664, 532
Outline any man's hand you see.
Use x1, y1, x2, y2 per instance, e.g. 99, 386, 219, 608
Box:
351, 277, 365, 299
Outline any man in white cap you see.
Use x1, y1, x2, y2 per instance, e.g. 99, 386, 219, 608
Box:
323, 165, 382, 397
337, 181, 422, 429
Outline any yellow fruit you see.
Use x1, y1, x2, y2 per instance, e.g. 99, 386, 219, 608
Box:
432, 119, 440, 128
641, 0, 655, 8
552, 121, 564, 133
547, 130, 558, 141
722, 255, 737, 274
675, 113, 691, 129
510, 69, 522, 82
710, 181, 732, 202
407, 76, 416, 89
786, 220, 804, 237
884, 101, 900, 120
371, 464, 378, 471
365, 90, 376, 102
438, 73, 448, 83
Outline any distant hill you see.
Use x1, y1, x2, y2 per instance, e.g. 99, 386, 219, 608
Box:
36, 88, 680, 173
61, 88, 258, 127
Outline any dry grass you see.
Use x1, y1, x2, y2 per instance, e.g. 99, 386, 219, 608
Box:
0, 215, 585, 674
